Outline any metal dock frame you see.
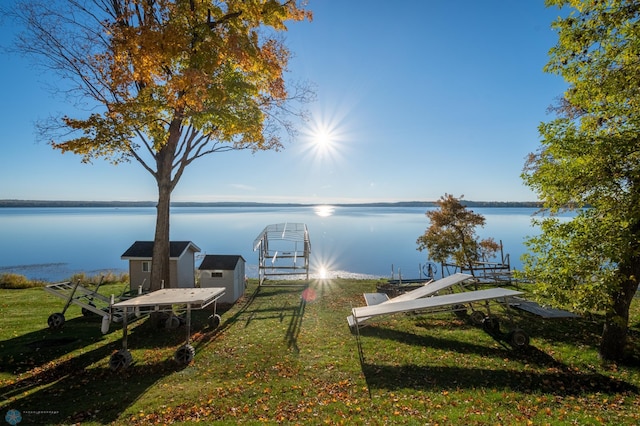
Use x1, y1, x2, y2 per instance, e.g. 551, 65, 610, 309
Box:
253, 223, 311, 286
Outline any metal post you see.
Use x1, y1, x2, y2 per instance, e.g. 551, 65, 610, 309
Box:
185, 304, 192, 345
62, 280, 82, 315
121, 307, 129, 350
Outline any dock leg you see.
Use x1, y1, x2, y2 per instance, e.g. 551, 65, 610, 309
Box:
208, 300, 221, 329
175, 304, 195, 365
185, 305, 192, 345
109, 307, 132, 371
353, 311, 365, 366
121, 307, 129, 350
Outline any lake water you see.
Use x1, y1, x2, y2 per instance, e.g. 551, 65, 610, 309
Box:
0, 206, 551, 282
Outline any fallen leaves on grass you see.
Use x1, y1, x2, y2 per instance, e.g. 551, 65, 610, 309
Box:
127, 377, 366, 424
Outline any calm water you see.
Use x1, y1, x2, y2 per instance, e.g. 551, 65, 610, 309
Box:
0, 206, 549, 282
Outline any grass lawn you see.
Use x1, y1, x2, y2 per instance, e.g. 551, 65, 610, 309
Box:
2, 278, 640, 425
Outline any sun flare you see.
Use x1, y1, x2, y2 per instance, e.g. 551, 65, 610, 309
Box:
315, 129, 333, 149
312, 250, 341, 281
318, 267, 328, 279
299, 106, 352, 164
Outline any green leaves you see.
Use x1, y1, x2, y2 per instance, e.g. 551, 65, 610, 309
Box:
522, 0, 640, 359
520, 212, 621, 313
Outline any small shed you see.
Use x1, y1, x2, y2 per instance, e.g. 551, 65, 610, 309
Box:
121, 241, 201, 289
198, 254, 246, 304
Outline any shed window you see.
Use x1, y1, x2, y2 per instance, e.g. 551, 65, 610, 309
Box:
142, 261, 151, 273
210, 271, 223, 278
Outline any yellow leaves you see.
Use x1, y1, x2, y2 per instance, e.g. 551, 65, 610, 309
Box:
49, 0, 312, 164
262, 0, 313, 29
53, 113, 136, 164
109, 19, 188, 89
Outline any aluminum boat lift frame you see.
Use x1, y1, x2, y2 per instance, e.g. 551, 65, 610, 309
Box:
108, 287, 225, 371
348, 274, 529, 363
441, 240, 514, 285
347, 273, 476, 328
44, 279, 147, 333
253, 223, 311, 285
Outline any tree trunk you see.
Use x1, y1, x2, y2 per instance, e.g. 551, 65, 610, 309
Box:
150, 179, 172, 291
150, 111, 184, 291
149, 120, 181, 291
599, 272, 639, 361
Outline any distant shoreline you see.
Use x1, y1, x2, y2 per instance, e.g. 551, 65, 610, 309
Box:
0, 199, 543, 208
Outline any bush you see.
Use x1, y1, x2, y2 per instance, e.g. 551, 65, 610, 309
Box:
0, 271, 129, 289
68, 272, 89, 284
102, 271, 129, 284
0, 273, 45, 289
68, 271, 129, 286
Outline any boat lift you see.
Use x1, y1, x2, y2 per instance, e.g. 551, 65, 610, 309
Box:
347, 273, 476, 327
44, 279, 226, 370
347, 273, 529, 362
108, 287, 225, 370
43, 279, 147, 334
253, 223, 311, 285
441, 240, 514, 285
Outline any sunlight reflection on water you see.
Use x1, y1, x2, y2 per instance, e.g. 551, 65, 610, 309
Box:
313, 205, 335, 217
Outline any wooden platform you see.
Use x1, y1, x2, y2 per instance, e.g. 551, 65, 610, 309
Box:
112, 287, 225, 309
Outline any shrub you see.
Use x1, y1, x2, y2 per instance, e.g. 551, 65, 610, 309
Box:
102, 271, 129, 284
68, 271, 129, 286
69, 272, 89, 284
0, 273, 45, 289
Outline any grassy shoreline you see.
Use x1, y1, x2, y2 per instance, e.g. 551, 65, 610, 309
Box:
2, 278, 640, 425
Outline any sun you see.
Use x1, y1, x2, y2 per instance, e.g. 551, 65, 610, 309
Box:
314, 128, 334, 150
318, 266, 328, 279
306, 122, 337, 157
299, 106, 352, 163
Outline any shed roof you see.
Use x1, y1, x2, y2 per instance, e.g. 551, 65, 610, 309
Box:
121, 241, 201, 259
198, 254, 245, 271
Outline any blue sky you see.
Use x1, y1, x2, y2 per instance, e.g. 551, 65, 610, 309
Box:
0, 1, 566, 203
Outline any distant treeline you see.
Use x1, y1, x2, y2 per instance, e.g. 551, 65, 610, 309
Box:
0, 199, 543, 208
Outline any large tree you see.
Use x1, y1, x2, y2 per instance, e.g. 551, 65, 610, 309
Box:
9, 0, 312, 290
417, 194, 499, 276
521, 0, 640, 361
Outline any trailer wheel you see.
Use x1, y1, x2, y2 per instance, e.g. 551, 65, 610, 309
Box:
174, 344, 195, 365
47, 313, 65, 330
82, 303, 96, 317
482, 316, 501, 334
153, 312, 170, 328
509, 329, 530, 348
208, 314, 221, 329
109, 349, 132, 371
452, 304, 467, 318
165, 315, 181, 329
470, 310, 485, 325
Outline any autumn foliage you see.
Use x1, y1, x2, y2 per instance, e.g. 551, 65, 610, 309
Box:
10, 0, 313, 290
417, 194, 499, 274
